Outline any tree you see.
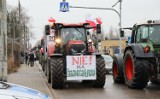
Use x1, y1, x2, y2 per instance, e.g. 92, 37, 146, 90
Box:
7, 4, 32, 73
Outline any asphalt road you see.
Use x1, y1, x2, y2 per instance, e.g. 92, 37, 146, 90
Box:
49, 74, 160, 99
8, 61, 160, 99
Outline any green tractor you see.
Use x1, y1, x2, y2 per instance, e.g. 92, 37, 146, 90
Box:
112, 20, 160, 89
45, 22, 106, 89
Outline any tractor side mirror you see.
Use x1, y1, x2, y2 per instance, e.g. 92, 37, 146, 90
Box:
120, 30, 124, 37
96, 24, 101, 34
45, 25, 50, 35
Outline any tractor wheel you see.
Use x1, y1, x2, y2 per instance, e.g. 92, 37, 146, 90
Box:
112, 55, 125, 83
150, 77, 160, 84
124, 50, 149, 89
44, 61, 47, 76
42, 61, 45, 71
50, 58, 64, 89
93, 56, 106, 88
47, 59, 51, 83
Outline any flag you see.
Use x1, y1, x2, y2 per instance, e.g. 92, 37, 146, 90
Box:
85, 20, 96, 27
96, 17, 102, 24
85, 14, 96, 27
85, 15, 103, 31
48, 17, 56, 23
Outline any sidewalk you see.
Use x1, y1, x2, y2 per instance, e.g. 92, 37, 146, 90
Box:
8, 61, 54, 98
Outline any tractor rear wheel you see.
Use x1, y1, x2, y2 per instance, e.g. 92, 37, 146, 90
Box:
93, 56, 106, 88
124, 50, 149, 89
50, 58, 64, 89
112, 55, 125, 83
47, 59, 51, 83
150, 76, 160, 84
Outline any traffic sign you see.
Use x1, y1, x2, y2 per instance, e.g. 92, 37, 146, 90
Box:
128, 37, 131, 43
60, 2, 69, 12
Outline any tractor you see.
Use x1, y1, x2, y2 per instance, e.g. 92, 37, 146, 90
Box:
112, 20, 160, 89
44, 22, 106, 89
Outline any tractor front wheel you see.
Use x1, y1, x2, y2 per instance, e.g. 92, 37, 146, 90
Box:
124, 50, 149, 89
112, 55, 125, 83
50, 58, 64, 89
47, 59, 51, 83
93, 56, 106, 88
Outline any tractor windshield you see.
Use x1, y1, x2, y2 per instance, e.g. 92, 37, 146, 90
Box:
61, 27, 86, 44
136, 25, 160, 43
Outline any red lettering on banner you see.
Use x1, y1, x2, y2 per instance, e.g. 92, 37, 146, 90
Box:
90, 56, 92, 64
72, 56, 79, 65
72, 56, 90, 65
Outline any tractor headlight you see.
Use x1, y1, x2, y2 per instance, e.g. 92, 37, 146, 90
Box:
144, 45, 150, 53
55, 38, 61, 43
88, 39, 92, 43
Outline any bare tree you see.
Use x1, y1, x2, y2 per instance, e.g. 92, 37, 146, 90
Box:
7, 5, 32, 73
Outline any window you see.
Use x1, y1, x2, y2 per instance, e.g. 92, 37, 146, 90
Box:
136, 25, 160, 43
61, 28, 86, 44
136, 26, 149, 43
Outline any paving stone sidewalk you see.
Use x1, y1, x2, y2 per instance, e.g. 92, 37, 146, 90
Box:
7, 61, 54, 98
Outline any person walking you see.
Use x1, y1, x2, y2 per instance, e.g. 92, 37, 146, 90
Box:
25, 52, 28, 65
28, 52, 34, 67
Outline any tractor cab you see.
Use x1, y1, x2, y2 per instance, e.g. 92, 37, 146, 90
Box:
50, 23, 100, 55
132, 22, 160, 44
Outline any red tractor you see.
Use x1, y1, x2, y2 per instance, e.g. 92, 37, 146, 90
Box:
45, 22, 106, 89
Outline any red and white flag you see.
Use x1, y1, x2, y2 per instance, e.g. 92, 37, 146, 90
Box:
85, 15, 96, 27
48, 17, 56, 23
96, 17, 102, 24
85, 15, 103, 31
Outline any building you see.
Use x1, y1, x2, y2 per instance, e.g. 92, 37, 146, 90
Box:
101, 40, 126, 56
0, 0, 7, 81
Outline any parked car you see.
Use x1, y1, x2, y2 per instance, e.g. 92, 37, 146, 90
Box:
0, 82, 52, 99
102, 55, 113, 74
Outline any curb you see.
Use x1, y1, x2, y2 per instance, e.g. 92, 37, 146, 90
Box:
35, 61, 58, 99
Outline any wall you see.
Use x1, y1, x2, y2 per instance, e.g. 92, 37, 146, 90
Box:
101, 40, 126, 56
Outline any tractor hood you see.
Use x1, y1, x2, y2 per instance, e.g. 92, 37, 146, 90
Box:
66, 40, 86, 55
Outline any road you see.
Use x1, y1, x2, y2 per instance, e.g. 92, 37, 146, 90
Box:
48, 74, 160, 99
8, 62, 160, 99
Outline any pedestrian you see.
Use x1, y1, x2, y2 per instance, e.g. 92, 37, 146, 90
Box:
25, 52, 28, 65
29, 52, 35, 67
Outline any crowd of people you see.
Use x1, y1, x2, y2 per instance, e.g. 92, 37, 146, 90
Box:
25, 51, 36, 67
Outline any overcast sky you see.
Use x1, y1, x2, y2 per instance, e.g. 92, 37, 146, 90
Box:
6, 0, 160, 46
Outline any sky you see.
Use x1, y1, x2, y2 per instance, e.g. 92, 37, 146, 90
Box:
6, 0, 160, 46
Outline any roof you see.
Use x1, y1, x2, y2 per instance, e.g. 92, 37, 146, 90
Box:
54, 22, 89, 27
135, 20, 160, 26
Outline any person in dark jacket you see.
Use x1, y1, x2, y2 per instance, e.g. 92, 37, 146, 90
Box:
28, 52, 34, 67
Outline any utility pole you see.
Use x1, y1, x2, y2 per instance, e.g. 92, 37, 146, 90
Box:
112, 0, 122, 54
70, 0, 123, 54
12, 15, 16, 57
0, 0, 7, 81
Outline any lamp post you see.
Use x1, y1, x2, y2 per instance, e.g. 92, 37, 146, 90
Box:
70, 0, 123, 54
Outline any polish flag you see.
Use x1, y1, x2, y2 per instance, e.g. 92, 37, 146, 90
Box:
48, 17, 56, 23
96, 17, 102, 24
85, 20, 96, 27
85, 15, 96, 27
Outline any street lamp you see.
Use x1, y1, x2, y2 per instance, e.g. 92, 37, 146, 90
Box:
70, 0, 123, 54
112, 0, 122, 54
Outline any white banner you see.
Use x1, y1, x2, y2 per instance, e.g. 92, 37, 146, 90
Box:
47, 33, 54, 43
67, 55, 96, 80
